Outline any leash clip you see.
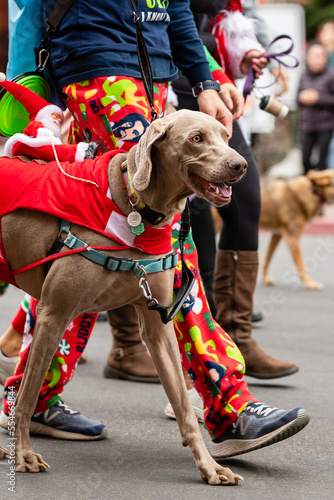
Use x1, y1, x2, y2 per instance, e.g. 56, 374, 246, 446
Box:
139, 276, 159, 307
139, 276, 152, 299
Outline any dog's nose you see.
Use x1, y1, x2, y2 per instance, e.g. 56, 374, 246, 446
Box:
227, 157, 248, 174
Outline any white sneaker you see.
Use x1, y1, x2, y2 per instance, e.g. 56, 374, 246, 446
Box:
164, 387, 204, 423
0, 346, 19, 385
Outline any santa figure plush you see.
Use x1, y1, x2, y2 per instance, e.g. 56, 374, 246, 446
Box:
0, 73, 98, 162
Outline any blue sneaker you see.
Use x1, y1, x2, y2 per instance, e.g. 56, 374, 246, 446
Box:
0, 400, 108, 441
210, 402, 310, 459
30, 400, 108, 440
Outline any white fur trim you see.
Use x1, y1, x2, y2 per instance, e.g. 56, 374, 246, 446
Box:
36, 127, 61, 140
39, 116, 63, 140
35, 105, 64, 122
216, 11, 264, 77
104, 211, 137, 249
4, 132, 62, 156
0, 72, 6, 83
168, 85, 179, 107
35, 128, 63, 143
74, 142, 88, 162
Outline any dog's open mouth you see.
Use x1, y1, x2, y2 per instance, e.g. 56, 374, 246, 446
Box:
208, 181, 232, 200
189, 174, 239, 205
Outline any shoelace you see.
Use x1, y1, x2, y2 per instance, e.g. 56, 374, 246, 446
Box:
245, 403, 278, 417
57, 401, 79, 415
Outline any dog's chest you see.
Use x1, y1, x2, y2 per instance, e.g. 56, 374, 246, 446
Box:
0, 155, 173, 255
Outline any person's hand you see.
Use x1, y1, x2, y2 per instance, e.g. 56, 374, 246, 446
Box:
197, 89, 233, 137
271, 66, 289, 96
240, 50, 269, 78
219, 83, 244, 121
298, 89, 319, 105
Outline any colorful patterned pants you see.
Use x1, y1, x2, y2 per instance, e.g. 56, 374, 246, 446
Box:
3, 76, 257, 440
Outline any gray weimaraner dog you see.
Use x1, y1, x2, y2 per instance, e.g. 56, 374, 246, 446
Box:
0, 110, 247, 484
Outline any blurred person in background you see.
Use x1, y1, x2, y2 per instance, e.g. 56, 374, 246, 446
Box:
316, 20, 334, 68
171, 0, 298, 381
297, 41, 334, 174
316, 20, 334, 169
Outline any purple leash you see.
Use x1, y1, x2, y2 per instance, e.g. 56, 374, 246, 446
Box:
243, 34, 300, 99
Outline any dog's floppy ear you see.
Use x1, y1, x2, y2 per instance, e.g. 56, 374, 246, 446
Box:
133, 118, 169, 191
307, 169, 332, 187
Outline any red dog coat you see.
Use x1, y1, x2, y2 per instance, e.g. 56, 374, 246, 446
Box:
0, 151, 172, 286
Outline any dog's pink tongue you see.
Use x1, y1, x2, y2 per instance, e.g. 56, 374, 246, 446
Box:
209, 182, 232, 198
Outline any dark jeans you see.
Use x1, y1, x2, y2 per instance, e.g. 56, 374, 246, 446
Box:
301, 129, 333, 173
175, 80, 261, 314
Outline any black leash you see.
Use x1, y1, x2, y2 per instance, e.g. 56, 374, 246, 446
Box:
128, 2, 195, 322
40, 0, 195, 323
128, 1, 195, 322
130, 0, 157, 121
146, 201, 195, 324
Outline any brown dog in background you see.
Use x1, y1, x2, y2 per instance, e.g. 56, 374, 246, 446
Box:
211, 169, 334, 290
260, 169, 334, 290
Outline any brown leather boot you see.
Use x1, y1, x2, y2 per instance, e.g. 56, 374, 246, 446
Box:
103, 304, 160, 383
213, 249, 298, 379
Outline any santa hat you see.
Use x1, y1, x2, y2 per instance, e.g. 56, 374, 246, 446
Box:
0, 72, 63, 122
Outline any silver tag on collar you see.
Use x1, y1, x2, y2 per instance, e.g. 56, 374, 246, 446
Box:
127, 210, 142, 227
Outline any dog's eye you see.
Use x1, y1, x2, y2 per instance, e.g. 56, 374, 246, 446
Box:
192, 134, 202, 143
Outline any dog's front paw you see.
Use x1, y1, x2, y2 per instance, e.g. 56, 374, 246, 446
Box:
306, 281, 323, 290
16, 450, 50, 473
0, 446, 9, 459
200, 462, 244, 485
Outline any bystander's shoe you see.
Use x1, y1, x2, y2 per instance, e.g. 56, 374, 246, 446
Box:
0, 346, 18, 385
251, 309, 263, 324
96, 311, 108, 322
0, 399, 108, 440
210, 402, 310, 459
105, 305, 160, 383
164, 387, 204, 423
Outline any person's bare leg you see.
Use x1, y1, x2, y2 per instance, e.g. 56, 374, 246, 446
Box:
0, 325, 21, 384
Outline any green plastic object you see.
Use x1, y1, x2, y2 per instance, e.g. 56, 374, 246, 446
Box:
0, 73, 51, 137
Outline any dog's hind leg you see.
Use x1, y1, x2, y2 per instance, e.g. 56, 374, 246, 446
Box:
262, 233, 282, 285
283, 233, 323, 290
13, 300, 78, 472
136, 304, 243, 486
